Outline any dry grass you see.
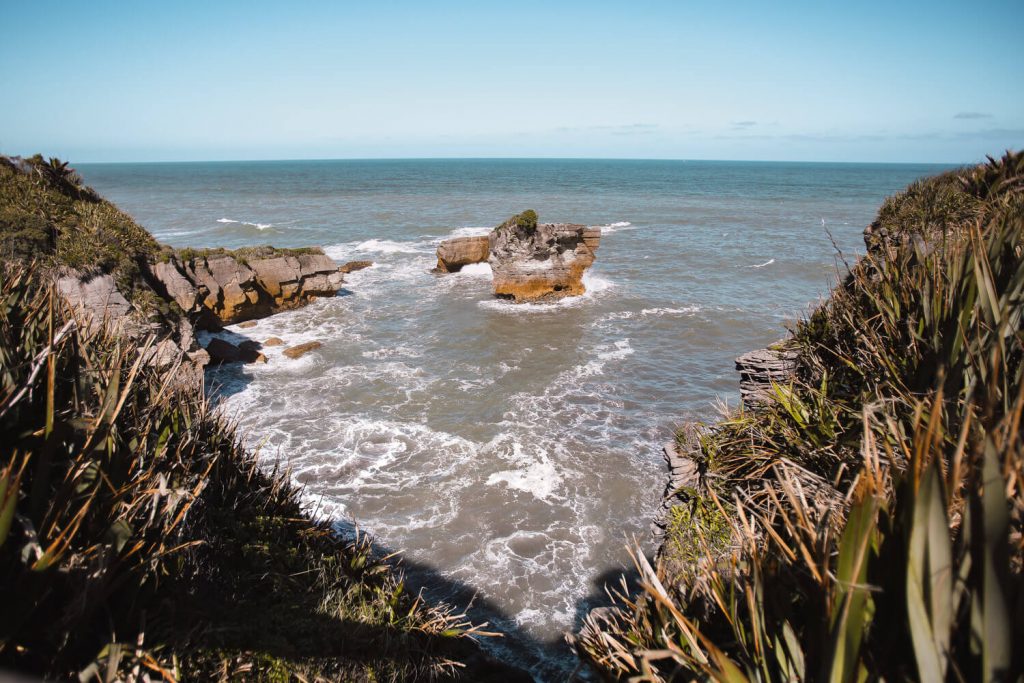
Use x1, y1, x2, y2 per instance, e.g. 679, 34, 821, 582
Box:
575, 151, 1024, 682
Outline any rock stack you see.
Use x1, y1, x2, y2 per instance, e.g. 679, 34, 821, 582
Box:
488, 211, 601, 302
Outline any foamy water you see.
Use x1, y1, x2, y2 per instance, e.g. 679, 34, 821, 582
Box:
79, 159, 950, 679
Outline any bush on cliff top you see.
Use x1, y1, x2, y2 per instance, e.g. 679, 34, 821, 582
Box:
576, 151, 1024, 682
0, 155, 160, 293
0, 266, 484, 681
496, 209, 538, 233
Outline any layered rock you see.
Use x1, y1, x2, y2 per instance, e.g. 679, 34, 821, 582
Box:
735, 342, 799, 408
148, 250, 345, 327
435, 236, 490, 273
488, 212, 601, 301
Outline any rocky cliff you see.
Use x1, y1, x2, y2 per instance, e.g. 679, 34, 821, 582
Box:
487, 210, 601, 301
150, 248, 345, 326
1, 155, 348, 375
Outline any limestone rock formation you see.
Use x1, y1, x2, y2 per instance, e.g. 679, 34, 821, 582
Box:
56, 272, 132, 331
435, 236, 490, 273
735, 342, 798, 408
147, 250, 345, 326
282, 340, 323, 359
487, 211, 601, 301
339, 260, 374, 274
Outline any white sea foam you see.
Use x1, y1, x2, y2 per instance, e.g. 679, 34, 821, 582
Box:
217, 217, 274, 230
597, 221, 634, 234
457, 262, 493, 277
748, 258, 776, 268
485, 439, 563, 502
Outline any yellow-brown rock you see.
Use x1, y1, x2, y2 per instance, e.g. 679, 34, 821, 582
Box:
435, 236, 490, 273
488, 212, 601, 302
282, 340, 323, 359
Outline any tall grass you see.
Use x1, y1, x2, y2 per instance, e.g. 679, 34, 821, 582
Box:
0, 265, 484, 681
575, 151, 1024, 682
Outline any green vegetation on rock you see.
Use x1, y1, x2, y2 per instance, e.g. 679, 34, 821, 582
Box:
0, 266, 487, 681
0, 155, 160, 296
576, 151, 1024, 682
496, 209, 538, 233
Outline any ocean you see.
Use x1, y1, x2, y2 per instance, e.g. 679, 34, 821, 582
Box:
77, 158, 951, 679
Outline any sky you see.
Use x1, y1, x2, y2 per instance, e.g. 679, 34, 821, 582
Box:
1, 0, 1021, 164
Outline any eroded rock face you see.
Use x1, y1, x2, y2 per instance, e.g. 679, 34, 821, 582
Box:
735, 342, 798, 408
488, 214, 601, 301
435, 236, 490, 273
147, 251, 345, 327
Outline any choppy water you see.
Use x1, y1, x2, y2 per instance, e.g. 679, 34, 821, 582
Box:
79, 159, 950, 679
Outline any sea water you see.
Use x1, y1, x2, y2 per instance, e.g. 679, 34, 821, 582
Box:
78, 158, 950, 679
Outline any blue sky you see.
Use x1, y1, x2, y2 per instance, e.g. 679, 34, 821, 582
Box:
1, 0, 1021, 163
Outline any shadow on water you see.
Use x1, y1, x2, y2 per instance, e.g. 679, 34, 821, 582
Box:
327, 519, 645, 682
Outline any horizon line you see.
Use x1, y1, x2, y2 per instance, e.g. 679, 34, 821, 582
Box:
67, 155, 970, 166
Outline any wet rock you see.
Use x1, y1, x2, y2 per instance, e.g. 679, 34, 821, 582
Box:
435, 236, 490, 273
488, 211, 601, 301
238, 320, 258, 329
238, 340, 266, 364
206, 338, 241, 364
263, 336, 285, 347
735, 342, 798, 408
282, 340, 323, 359
339, 260, 373, 274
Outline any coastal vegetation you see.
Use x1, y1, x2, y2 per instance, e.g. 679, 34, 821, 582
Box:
0, 160, 497, 681
576, 151, 1023, 681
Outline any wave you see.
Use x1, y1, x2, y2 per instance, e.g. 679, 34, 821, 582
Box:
747, 258, 776, 268
217, 217, 274, 230
596, 221, 634, 234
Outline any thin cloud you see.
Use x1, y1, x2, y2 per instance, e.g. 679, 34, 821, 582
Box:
954, 112, 992, 120
732, 120, 757, 128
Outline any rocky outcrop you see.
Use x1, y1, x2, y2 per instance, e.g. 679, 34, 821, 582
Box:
735, 342, 798, 408
56, 272, 133, 331
488, 212, 601, 301
148, 250, 345, 327
435, 236, 490, 273
651, 435, 702, 544
339, 260, 373, 274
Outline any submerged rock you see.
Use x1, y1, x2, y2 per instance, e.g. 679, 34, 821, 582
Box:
435, 236, 490, 273
487, 210, 601, 301
282, 340, 323, 359
263, 336, 285, 347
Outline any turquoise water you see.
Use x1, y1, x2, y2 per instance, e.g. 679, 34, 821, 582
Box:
78, 159, 951, 679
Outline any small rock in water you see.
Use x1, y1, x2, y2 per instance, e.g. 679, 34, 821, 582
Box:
238, 320, 258, 329
282, 340, 323, 359
339, 260, 374, 273
435, 236, 489, 273
206, 338, 241, 364
263, 337, 285, 347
